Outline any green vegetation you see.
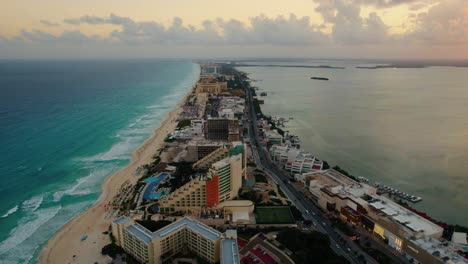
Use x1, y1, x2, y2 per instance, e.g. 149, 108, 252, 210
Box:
276, 229, 349, 264
164, 134, 175, 143
176, 119, 191, 129
289, 205, 304, 221
254, 173, 267, 183
101, 244, 124, 258
332, 165, 358, 181
268, 190, 276, 196
277, 185, 287, 198
444, 224, 468, 240
265, 117, 285, 136
363, 247, 396, 264
167, 161, 196, 190
239, 190, 262, 204
236, 226, 286, 241
330, 218, 354, 236
135, 220, 172, 232
252, 98, 264, 117
100, 244, 140, 264
255, 206, 295, 224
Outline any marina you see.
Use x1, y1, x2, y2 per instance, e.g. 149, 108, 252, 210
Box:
375, 183, 423, 203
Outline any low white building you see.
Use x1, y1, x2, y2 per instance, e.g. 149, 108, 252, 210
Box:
270, 145, 323, 174
171, 119, 204, 140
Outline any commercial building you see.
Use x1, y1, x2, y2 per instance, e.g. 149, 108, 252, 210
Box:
204, 118, 240, 142
270, 145, 323, 175
452, 232, 468, 253
112, 217, 240, 264
160, 144, 245, 212
195, 77, 227, 95
264, 130, 283, 145
304, 170, 465, 264
220, 200, 255, 224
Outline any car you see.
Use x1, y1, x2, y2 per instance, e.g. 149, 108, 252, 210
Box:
336, 244, 340, 249
322, 222, 326, 226
347, 248, 351, 252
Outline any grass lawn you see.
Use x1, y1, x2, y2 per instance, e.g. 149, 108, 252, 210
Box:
255, 206, 295, 224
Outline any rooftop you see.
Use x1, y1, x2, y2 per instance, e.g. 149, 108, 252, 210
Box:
369, 196, 443, 237
305, 170, 443, 238
118, 217, 223, 244
114, 216, 133, 225
452, 232, 468, 245
221, 231, 240, 264
412, 237, 467, 264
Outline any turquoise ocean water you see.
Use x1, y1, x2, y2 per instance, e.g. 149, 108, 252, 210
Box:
0, 60, 199, 263
239, 61, 468, 226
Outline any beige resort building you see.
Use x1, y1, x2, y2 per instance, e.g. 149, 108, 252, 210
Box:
112, 216, 240, 264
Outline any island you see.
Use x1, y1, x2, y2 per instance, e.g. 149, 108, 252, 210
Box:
310, 77, 329, 81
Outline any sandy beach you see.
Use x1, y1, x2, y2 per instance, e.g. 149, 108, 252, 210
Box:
39, 89, 192, 264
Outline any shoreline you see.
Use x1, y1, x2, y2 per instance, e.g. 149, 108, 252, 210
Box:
39, 72, 197, 264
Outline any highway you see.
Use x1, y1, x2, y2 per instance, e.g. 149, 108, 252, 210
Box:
241, 75, 376, 264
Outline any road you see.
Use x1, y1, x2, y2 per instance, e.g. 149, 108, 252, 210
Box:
240, 74, 377, 264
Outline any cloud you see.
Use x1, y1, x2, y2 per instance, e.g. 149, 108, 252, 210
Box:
40, 20, 60, 27
359, 0, 420, 8
316, 0, 390, 44
60, 13, 329, 45
405, 0, 468, 44
1, 3, 467, 59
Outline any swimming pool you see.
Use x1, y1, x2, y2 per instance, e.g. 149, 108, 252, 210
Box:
142, 172, 170, 200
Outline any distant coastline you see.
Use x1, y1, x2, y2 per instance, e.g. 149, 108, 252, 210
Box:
235, 64, 345, 69
356, 64, 427, 69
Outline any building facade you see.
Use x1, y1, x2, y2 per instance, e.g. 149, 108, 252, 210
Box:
270, 145, 323, 175
160, 144, 245, 212
204, 119, 240, 142
195, 78, 227, 95
304, 170, 465, 264
112, 217, 240, 264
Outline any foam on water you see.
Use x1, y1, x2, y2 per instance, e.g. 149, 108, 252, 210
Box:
21, 195, 44, 212
0, 206, 61, 255
0, 201, 93, 264
0, 61, 201, 264
1, 206, 19, 219
52, 166, 117, 202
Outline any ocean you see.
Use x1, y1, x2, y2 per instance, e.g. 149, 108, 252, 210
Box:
239, 60, 468, 226
0, 60, 200, 263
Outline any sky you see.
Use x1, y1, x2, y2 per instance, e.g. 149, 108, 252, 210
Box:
0, 0, 467, 59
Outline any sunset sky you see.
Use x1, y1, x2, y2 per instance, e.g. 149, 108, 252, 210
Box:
1, 0, 467, 59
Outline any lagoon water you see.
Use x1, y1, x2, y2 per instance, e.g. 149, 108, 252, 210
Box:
239, 61, 468, 226
0, 60, 199, 263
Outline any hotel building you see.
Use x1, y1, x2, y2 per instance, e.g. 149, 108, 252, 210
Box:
112, 217, 240, 264
195, 78, 227, 95
204, 118, 240, 142
159, 144, 245, 212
